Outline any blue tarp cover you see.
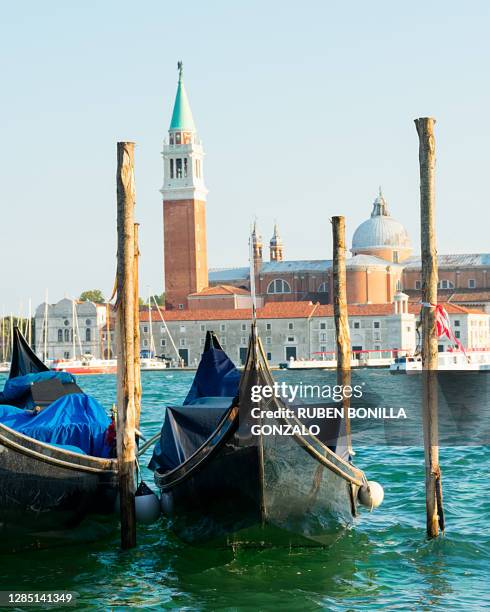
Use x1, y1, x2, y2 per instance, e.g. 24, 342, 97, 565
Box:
149, 339, 240, 472
0, 393, 111, 457
2, 371, 76, 401
183, 345, 240, 404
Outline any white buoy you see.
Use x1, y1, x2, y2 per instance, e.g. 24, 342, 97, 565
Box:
135, 481, 161, 524
358, 480, 384, 510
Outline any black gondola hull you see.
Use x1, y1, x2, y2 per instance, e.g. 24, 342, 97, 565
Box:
0, 424, 118, 550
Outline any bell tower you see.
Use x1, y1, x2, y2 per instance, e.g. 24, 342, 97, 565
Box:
269, 223, 284, 262
161, 62, 208, 310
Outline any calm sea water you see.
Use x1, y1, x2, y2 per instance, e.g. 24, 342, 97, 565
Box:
0, 370, 489, 611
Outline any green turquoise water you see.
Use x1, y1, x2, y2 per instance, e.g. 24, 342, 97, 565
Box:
0, 371, 489, 611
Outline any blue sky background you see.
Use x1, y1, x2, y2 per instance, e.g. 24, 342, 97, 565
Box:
1, 1, 489, 314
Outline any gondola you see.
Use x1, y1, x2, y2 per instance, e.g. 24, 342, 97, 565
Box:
150, 327, 382, 546
0, 328, 118, 548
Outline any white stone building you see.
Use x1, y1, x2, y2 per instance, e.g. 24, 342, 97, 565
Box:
34, 298, 115, 361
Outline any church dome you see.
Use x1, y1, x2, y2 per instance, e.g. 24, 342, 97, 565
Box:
352, 191, 411, 252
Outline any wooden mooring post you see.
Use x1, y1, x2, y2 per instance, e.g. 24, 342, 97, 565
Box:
133, 222, 142, 429
415, 117, 445, 538
332, 216, 353, 455
116, 141, 137, 549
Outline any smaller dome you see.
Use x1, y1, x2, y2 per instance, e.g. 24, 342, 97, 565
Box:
352, 191, 411, 251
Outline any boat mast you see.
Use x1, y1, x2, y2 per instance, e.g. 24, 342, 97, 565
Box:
1, 307, 4, 362
152, 296, 181, 365
106, 302, 110, 359
28, 298, 32, 346
71, 299, 77, 359
148, 290, 155, 356
43, 289, 48, 360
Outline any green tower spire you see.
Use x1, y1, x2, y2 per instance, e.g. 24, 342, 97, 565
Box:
169, 61, 196, 132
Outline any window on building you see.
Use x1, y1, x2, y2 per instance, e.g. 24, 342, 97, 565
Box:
454, 320, 460, 327
287, 336, 295, 343
64, 351, 70, 359
455, 331, 461, 339
265, 337, 272, 345
183, 158, 188, 177
393, 251, 399, 263
160, 339, 166, 347
143, 339, 148, 347
143, 326, 148, 333
175, 132, 181, 145
396, 280, 402, 291
320, 332, 327, 341
176, 158, 183, 178
468, 279, 476, 288
241, 337, 247, 345
353, 321, 360, 329
57, 329, 62, 342
406, 326, 411, 332
64, 329, 70, 342
169, 134, 174, 145
170, 159, 174, 179
438, 280, 455, 289
178, 304, 184, 310
373, 321, 380, 329
220, 324, 226, 332
266, 352, 272, 361
320, 322, 326, 330
180, 325, 186, 333
415, 280, 422, 290
318, 282, 328, 293
200, 324, 205, 332
200, 338, 205, 346
374, 344, 381, 351
267, 279, 291, 294
266, 323, 271, 331
85, 328, 91, 342
160, 325, 166, 333
320, 345, 327, 353
220, 337, 226, 346
241, 323, 247, 331
374, 332, 380, 341
288, 322, 294, 330
179, 338, 186, 347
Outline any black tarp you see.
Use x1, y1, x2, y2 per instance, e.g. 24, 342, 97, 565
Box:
9, 327, 48, 379
149, 332, 239, 472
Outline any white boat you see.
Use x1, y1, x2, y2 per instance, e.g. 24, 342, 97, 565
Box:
0, 362, 10, 373
390, 350, 490, 374
140, 357, 167, 371
286, 350, 395, 370
51, 355, 117, 375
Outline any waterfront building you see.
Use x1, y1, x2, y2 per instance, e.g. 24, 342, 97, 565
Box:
34, 298, 115, 361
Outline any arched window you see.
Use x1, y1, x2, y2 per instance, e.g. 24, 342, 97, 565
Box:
86, 328, 91, 342
267, 279, 291, 294
57, 329, 63, 342
318, 282, 328, 293
438, 280, 455, 289
396, 279, 402, 291
64, 329, 70, 342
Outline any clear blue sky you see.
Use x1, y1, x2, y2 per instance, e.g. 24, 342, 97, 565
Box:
1, 1, 489, 314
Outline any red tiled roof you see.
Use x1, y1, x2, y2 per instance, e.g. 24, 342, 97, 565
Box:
138, 301, 485, 322
188, 284, 250, 297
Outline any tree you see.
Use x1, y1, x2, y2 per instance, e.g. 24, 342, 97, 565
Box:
139, 293, 165, 307
79, 289, 105, 304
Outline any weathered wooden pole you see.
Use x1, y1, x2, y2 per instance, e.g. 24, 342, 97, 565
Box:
116, 141, 137, 549
332, 216, 353, 454
415, 117, 444, 538
133, 223, 142, 429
